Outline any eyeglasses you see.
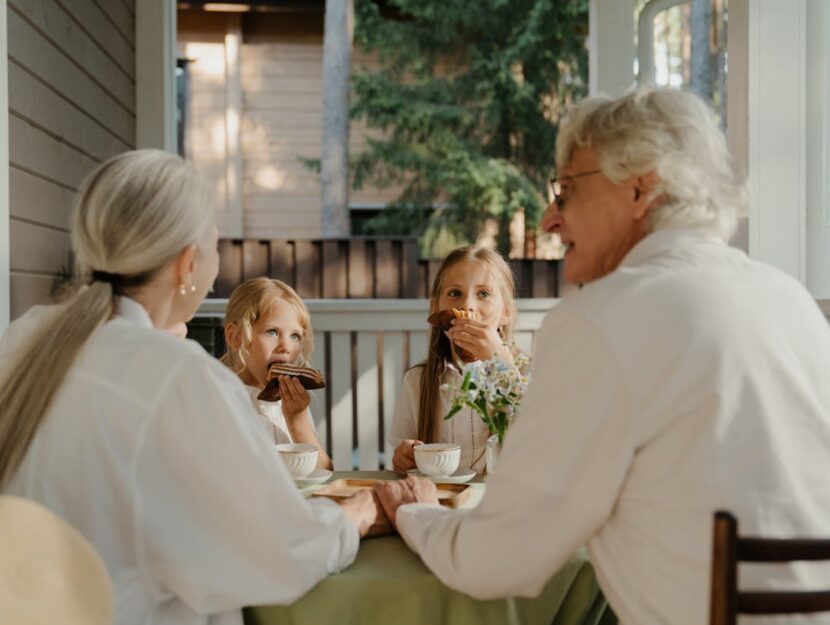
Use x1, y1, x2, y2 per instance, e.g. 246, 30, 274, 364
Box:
549, 169, 603, 211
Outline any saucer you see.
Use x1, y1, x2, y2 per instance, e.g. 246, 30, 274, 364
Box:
294, 468, 333, 486
406, 469, 476, 484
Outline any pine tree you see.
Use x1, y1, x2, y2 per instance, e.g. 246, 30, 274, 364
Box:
351, 0, 589, 255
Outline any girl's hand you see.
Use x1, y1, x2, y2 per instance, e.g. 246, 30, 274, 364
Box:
392, 439, 423, 473
446, 318, 507, 362
278, 376, 311, 421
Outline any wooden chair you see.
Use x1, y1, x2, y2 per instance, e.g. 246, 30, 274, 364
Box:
710, 510, 830, 624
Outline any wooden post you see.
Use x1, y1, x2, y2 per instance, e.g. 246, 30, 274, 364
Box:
590, 0, 636, 95
806, 0, 830, 298
0, 0, 8, 328
136, 0, 176, 151
224, 14, 244, 238
321, 0, 353, 237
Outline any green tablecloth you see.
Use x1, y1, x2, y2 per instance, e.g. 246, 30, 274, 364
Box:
244, 471, 615, 625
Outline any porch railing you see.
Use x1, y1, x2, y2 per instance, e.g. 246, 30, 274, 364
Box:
215, 238, 563, 299
195, 297, 559, 470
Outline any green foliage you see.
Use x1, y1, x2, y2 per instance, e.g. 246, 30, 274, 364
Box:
351, 0, 589, 255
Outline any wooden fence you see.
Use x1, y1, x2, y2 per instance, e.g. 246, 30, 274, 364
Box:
194, 297, 559, 470
215, 238, 563, 299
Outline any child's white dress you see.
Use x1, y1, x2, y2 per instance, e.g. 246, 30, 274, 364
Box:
245, 385, 316, 445
388, 364, 490, 473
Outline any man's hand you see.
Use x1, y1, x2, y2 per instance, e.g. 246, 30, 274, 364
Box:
373, 476, 439, 529
392, 439, 423, 473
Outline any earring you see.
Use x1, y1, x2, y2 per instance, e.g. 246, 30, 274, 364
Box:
179, 284, 197, 296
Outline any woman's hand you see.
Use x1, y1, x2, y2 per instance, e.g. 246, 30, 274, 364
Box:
446, 318, 506, 362
373, 476, 439, 529
392, 439, 423, 473
278, 376, 311, 421
338, 490, 392, 538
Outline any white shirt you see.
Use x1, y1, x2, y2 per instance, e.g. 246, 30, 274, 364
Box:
389, 366, 491, 473
1, 298, 358, 625
396, 227, 830, 625
244, 385, 316, 445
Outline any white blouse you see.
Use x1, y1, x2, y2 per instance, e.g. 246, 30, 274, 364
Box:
396, 227, 830, 625
0, 298, 358, 625
388, 365, 491, 473
244, 385, 316, 445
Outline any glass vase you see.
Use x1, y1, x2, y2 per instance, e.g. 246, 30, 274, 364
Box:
485, 434, 502, 475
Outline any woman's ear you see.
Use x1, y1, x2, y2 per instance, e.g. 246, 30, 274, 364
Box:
225, 322, 241, 350
173, 244, 198, 289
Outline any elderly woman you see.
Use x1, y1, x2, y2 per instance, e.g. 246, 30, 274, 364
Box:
0, 150, 383, 625
374, 88, 830, 624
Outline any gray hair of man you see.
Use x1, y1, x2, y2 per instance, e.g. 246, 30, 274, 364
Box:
555, 88, 747, 242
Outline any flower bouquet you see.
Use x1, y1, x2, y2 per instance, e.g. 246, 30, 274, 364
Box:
443, 351, 531, 447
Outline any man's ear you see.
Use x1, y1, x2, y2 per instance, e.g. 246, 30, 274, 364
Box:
173, 244, 198, 288
632, 170, 661, 220
225, 322, 241, 350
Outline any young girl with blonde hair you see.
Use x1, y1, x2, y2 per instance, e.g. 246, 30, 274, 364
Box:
388, 245, 520, 474
222, 277, 332, 469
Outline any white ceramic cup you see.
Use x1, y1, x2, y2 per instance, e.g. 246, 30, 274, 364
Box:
275, 443, 319, 479
414, 443, 461, 478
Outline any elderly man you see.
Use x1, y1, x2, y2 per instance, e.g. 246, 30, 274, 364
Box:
374, 88, 830, 625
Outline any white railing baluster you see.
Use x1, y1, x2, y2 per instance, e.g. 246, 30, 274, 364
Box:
329, 331, 353, 470
381, 331, 406, 469
356, 332, 380, 470
310, 333, 329, 452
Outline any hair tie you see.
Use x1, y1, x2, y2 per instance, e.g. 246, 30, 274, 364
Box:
90, 271, 124, 292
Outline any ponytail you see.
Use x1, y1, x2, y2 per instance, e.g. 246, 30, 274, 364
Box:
0, 282, 115, 486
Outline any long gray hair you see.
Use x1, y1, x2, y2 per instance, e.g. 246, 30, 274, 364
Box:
0, 149, 213, 487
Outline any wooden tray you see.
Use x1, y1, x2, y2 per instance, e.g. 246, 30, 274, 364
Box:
311, 478, 472, 509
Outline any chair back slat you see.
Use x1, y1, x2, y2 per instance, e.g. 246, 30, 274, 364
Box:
738, 591, 830, 614
738, 538, 830, 562
711, 510, 830, 624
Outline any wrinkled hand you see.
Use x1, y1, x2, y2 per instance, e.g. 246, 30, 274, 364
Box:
278, 376, 311, 420
392, 439, 423, 473
373, 476, 439, 529
338, 490, 392, 538
446, 318, 504, 362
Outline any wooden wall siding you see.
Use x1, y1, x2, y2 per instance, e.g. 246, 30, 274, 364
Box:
180, 13, 403, 240
7, 0, 136, 318
215, 238, 562, 299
